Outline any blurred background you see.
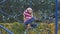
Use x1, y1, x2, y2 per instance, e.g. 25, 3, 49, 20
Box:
0, 0, 60, 34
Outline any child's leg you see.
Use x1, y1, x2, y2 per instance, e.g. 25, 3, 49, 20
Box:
24, 23, 31, 29
31, 23, 38, 28
24, 17, 35, 29
26, 24, 32, 29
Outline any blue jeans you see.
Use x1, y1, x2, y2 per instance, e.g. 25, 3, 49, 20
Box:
24, 17, 35, 25
24, 17, 37, 28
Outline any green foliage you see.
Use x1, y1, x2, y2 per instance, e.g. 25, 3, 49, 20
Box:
0, 22, 60, 34
0, 22, 25, 34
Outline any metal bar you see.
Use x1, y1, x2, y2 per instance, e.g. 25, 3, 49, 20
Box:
55, 0, 58, 34
0, 25, 13, 34
30, 0, 32, 8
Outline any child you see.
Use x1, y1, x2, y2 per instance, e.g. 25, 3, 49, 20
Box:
23, 8, 37, 29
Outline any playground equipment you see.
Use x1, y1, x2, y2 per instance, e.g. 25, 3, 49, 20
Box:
0, 25, 13, 34
55, 0, 58, 34
0, 0, 58, 34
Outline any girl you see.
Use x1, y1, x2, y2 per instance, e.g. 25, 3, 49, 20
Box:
23, 8, 37, 29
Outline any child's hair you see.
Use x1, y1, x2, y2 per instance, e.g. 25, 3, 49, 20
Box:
26, 8, 32, 11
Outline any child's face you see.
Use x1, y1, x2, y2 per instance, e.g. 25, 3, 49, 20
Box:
27, 8, 32, 13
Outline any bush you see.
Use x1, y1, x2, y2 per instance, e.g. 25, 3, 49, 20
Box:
0, 22, 60, 34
